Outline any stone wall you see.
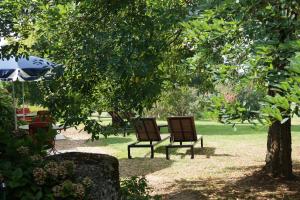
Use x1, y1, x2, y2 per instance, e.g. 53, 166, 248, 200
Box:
47, 152, 120, 200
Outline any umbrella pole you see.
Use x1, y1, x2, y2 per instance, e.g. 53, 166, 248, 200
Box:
22, 82, 25, 120
12, 82, 17, 131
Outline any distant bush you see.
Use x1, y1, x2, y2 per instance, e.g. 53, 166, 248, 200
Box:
212, 85, 265, 123
145, 86, 210, 119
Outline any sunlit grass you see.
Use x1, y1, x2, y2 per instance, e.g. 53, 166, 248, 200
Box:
82, 120, 300, 161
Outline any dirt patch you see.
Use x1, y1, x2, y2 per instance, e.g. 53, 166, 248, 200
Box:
162, 168, 300, 200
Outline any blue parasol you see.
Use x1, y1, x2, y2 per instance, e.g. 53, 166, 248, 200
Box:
0, 56, 57, 130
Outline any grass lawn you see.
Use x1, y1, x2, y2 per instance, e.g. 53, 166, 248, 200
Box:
57, 120, 300, 199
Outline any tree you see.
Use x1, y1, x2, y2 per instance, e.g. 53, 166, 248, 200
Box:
16, 0, 190, 139
183, 0, 300, 178
0, 0, 40, 59
0, 0, 195, 138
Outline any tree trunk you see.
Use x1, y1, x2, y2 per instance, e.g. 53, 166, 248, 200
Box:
265, 118, 293, 178
264, 22, 295, 178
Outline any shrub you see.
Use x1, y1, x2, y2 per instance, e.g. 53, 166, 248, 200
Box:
0, 127, 92, 199
120, 176, 161, 200
0, 88, 14, 133
0, 91, 91, 200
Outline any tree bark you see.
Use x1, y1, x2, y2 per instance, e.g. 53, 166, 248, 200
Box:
265, 118, 293, 178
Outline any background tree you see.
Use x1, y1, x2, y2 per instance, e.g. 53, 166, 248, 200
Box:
19, 0, 191, 139
183, 0, 300, 178
0, 0, 40, 59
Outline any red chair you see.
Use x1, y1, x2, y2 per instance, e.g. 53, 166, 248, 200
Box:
29, 122, 56, 153
33, 110, 53, 123
29, 122, 50, 136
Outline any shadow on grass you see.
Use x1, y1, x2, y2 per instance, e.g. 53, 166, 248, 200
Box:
165, 163, 300, 200
154, 146, 233, 159
119, 158, 174, 178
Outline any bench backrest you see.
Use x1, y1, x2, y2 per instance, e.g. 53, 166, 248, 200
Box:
167, 116, 198, 142
134, 118, 161, 142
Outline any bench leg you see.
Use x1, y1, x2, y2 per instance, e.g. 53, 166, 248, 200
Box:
150, 146, 154, 158
128, 146, 132, 159
201, 137, 203, 148
191, 146, 194, 159
166, 147, 170, 160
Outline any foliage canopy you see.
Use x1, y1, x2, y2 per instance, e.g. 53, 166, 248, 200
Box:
1, 0, 194, 138
183, 0, 300, 124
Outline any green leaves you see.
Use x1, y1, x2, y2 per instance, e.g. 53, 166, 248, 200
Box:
9, 168, 25, 188
0, 0, 40, 59
260, 52, 300, 121
261, 106, 283, 122
265, 94, 289, 110
288, 52, 300, 74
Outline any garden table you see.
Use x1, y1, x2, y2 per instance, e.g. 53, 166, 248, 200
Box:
18, 124, 67, 140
